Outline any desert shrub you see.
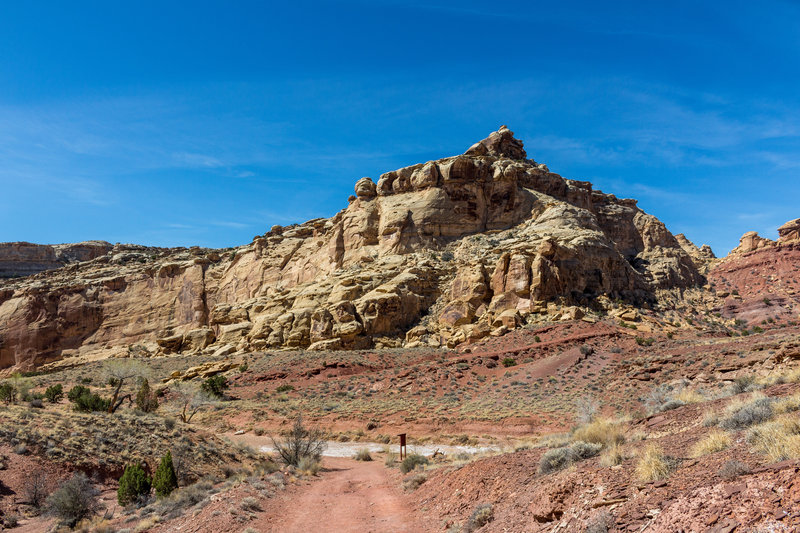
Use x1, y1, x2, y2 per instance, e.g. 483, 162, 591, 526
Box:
71, 389, 110, 413
201, 375, 228, 399
539, 446, 573, 474
253, 427, 266, 436
718, 460, 751, 480
153, 451, 179, 498
118, 463, 152, 506
47, 472, 100, 528
240, 496, 262, 512
164, 417, 176, 430
271, 415, 326, 467
584, 510, 613, 533
0, 382, 16, 404
29, 398, 44, 408
720, 396, 773, 430
659, 399, 686, 412
45, 384, 64, 403
384, 452, 397, 467
690, 430, 731, 457
22, 469, 51, 512
571, 441, 603, 460
400, 454, 429, 474
464, 503, 494, 532
135, 378, 159, 413
502, 358, 517, 367
297, 456, 320, 475
731, 375, 760, 395
402, 473, 427, 491
746, 415, 800, 462
276, 384, 294, 393
635, 337, 654, 347
3, 514, 19, 528
67, 385, 90, 402
154, 479, 215, 520
354, 448, 373, 461
634, 444, 673, 482
538, 441, 601, 474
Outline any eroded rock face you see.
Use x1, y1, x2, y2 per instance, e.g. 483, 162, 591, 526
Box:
731, 231, 776, 254
0, 127, 705, 370
778, 218, 800, 244
0, 241, 112, 278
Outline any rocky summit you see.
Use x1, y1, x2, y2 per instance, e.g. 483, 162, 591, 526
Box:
1, 127, 708, 371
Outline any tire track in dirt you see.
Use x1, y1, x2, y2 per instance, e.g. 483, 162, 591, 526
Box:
264, 457, 426, 533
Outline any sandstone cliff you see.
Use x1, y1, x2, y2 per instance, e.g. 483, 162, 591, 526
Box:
0, 127, 705, 371
0, 241, 112, 278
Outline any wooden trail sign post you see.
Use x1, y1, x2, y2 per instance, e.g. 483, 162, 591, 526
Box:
398, 433, 407, 460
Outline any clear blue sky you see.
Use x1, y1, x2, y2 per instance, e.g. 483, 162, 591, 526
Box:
1, 1, 798, 254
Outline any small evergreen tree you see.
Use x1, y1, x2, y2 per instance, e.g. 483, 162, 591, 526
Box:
117, 463, 151, 506
135, 378, 159, 412
201, 375, 228, 398
67, 385, 90, 402
0, 382, 16, 404
152, 451, 178, 497
44, 384, 64, 403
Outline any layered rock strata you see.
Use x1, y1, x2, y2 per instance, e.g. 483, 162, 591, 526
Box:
0, 127, 704, 370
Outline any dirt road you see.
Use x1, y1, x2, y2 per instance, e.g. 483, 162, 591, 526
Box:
264, 457, 428, 533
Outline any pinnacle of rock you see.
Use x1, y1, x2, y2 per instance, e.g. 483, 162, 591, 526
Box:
464, 125, 527, 160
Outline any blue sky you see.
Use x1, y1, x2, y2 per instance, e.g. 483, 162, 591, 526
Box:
1, 1, 799, 254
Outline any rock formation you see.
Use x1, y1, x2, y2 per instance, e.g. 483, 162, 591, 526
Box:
729, 217, 800, 255
777, 218, 800, 244
0, 127, 705, 371
0, 241, 112, 278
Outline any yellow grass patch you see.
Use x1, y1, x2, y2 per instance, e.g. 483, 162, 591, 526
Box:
689, 430, 731, 458
635, 444, 672, 482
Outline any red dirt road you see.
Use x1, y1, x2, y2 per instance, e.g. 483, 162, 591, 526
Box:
265, 457, 429, 533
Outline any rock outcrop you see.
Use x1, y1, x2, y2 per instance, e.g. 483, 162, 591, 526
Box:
0, 241, 112, 278
778, 218, 800, 244
0, 127, 705, 371
729, 217, 800, 255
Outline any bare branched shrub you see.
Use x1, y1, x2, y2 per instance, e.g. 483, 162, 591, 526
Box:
170, 383, 214, 423
23, 469, 52, 512
47, 472, 100, 528
574, 395, 599, 425
270, 415, 326, 467
104, 360, 148, 413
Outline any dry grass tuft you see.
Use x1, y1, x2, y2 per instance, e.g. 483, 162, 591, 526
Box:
572, 418, 626, 448
634, 444, 673, 482
747, 415, 800, 462
774, 393, 800, 415
599, 443, 626, 467
689, 430, 731, 458
676, 388, 705, 404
